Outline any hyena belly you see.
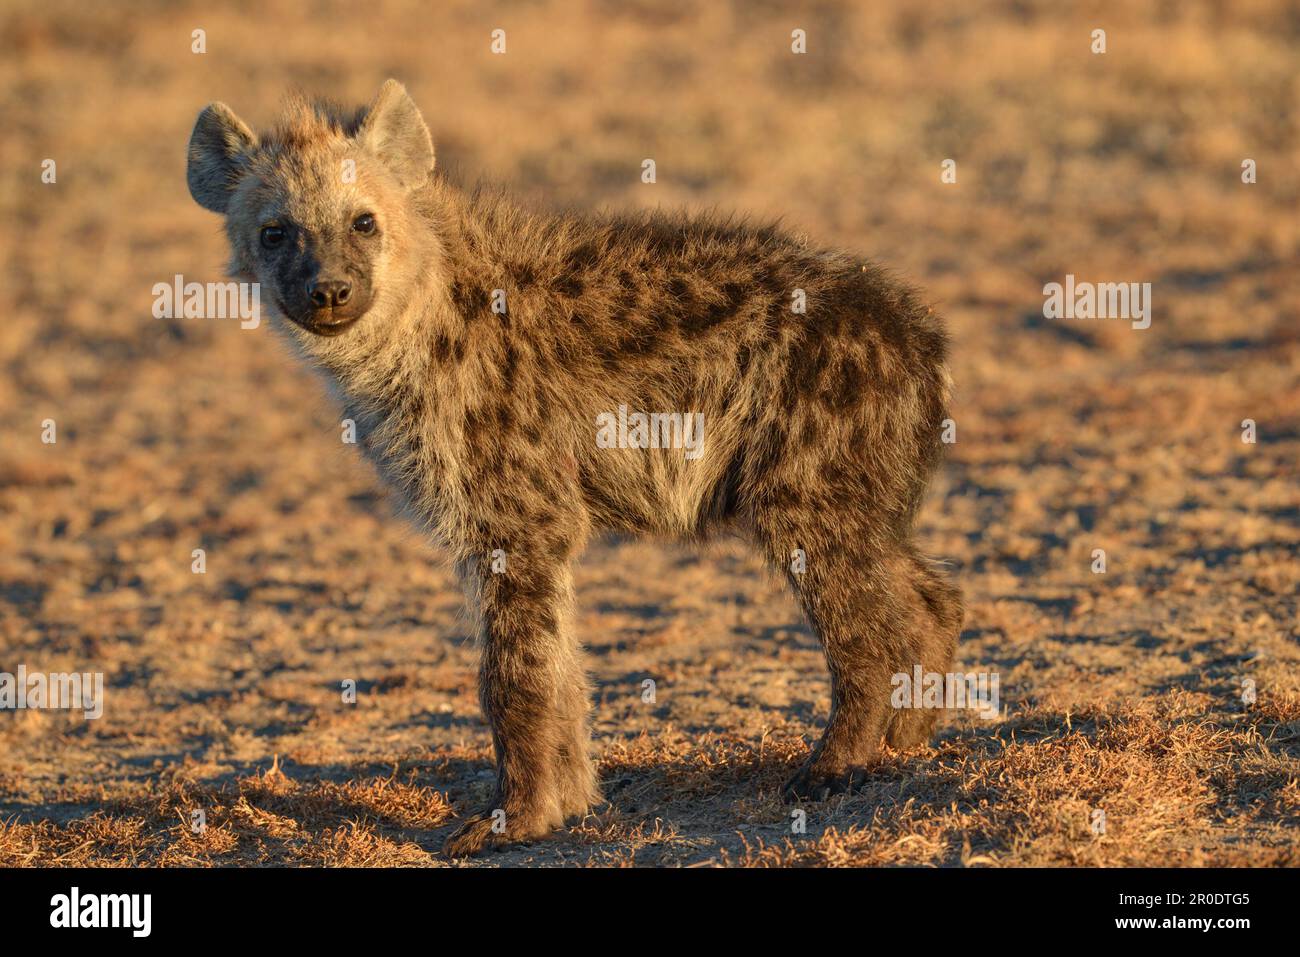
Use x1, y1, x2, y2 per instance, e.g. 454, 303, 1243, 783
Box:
576, 405, 744, 538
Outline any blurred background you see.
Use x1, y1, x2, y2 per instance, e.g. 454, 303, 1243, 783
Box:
0, 0, 1297, 866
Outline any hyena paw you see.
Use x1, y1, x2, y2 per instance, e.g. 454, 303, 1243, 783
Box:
781, 760, 872, 803
885, 707, 938, 751
441, 806, 558, 858
442, 814, 508, 857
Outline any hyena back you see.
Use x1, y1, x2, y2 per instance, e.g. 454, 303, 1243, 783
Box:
187, 80, 962, 856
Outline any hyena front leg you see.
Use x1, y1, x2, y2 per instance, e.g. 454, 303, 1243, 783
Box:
443, 538, 599, 857
757, 510, 954, 801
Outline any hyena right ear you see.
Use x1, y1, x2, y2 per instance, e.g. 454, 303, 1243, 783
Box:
357, 79, 435, 190
187, 102, 256, 214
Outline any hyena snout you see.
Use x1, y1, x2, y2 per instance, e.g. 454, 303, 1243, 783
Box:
308, 278, 354, 309
290, 269, 372, 335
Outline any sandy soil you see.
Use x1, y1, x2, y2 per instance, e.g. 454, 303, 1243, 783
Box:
0, 0, 1297, 866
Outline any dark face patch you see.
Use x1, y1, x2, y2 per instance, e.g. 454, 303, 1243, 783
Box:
261, 211, 380, 336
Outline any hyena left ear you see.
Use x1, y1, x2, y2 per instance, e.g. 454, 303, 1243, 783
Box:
358, 79, 435, 190
187, 102, 256, 214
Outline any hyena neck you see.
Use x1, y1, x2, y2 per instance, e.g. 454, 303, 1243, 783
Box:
429, 181, 523, 300
293, 179, 509, 545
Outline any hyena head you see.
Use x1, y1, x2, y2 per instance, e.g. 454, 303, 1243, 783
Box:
186, 80, 436, 341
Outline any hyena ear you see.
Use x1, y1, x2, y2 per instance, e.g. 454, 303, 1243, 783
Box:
357, 79, 435, 189
187, 102, 256, 214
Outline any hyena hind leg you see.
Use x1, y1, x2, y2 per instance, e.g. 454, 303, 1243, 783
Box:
552, 652, 602, 819
883, 548, 963, 751
757, 513, 931, 801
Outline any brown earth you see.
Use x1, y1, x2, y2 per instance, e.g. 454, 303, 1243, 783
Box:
0, 0, 1297, 867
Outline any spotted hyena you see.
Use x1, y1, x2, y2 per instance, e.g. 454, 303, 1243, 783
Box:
187, 80, 963, 856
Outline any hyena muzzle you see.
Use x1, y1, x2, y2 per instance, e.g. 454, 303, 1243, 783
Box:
187, 80, 963, 856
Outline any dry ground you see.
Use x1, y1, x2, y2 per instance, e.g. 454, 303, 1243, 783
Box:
0, 0, 1297, 866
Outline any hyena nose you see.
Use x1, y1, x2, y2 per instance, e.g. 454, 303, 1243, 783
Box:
308, 279, 352, 309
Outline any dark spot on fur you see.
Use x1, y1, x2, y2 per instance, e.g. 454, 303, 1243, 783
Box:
450, 279, 491, 317
565, 242, 601, 271
556, 275, 585, 298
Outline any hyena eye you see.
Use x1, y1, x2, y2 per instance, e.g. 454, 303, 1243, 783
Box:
352, 213, 377, 235
260, 225, 286, 249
